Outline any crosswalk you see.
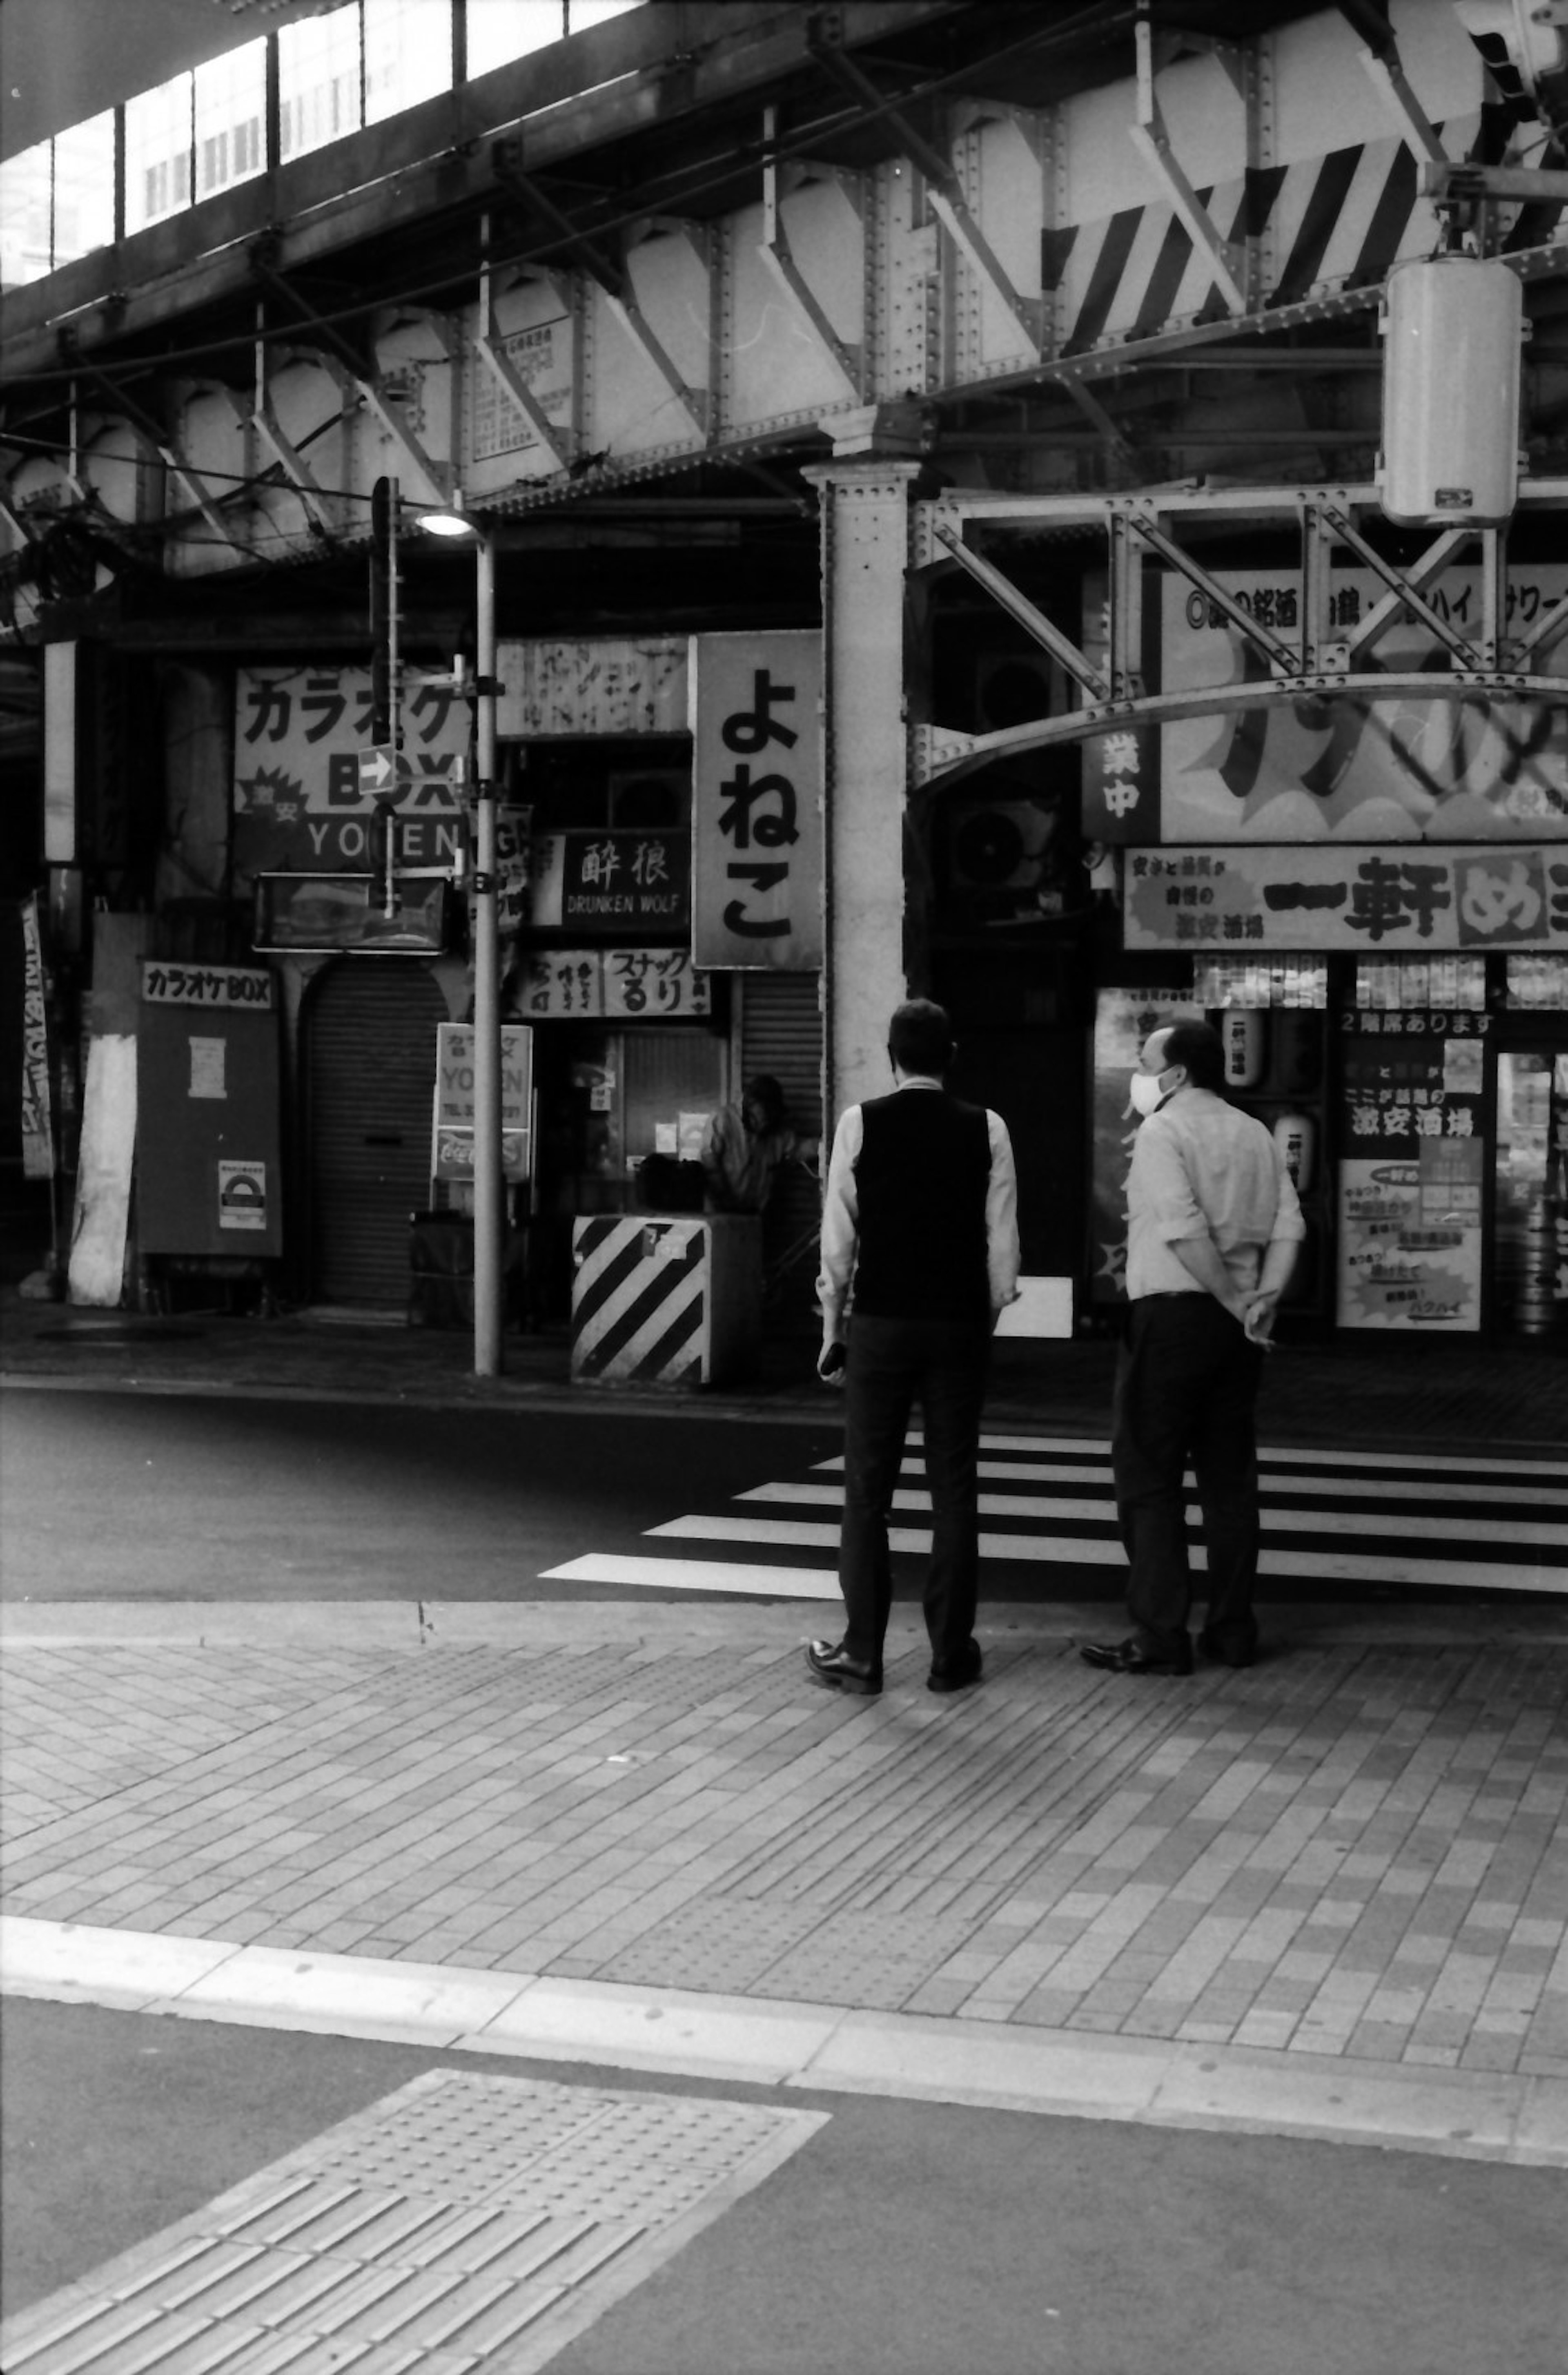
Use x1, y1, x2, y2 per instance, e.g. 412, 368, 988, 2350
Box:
540, 1433, 1568, 1602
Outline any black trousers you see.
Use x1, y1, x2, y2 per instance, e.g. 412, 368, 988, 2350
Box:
838, 1313, 991, 1674
1112, 1296, 1265, 1657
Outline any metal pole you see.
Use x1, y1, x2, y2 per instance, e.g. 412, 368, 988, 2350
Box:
472, 527, 503, 1376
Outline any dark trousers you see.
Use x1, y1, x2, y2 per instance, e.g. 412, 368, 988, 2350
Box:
839, 1313, 991, 1673
1112, 1296, 1265, 1657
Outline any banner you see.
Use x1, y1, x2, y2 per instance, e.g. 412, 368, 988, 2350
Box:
1159, 564, 1568, 846
1124, 844, 1568, 952
693, 631, 822, 968
18, 894, 54, 1180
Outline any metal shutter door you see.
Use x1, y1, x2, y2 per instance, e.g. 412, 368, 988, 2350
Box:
306, 963, 447, 1305
739, 972, 823, 1326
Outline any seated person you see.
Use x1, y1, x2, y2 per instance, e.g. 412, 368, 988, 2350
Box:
700, 1075, 817, 1214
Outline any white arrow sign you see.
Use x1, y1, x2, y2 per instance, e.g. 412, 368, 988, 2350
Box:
356, 744, 411, 793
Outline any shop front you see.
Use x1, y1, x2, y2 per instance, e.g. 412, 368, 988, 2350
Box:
238, 627, 824, 1332
1112, 855, 1568, 1346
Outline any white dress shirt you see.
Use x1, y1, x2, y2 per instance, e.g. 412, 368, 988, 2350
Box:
816, 1077, 1022, 1335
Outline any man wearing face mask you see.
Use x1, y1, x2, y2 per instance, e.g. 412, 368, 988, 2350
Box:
1082, 1017, 1305, 1677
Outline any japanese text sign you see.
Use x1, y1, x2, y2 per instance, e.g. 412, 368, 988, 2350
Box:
233, 665, 470, 879
519, 949, 712, 1020
1124, 845, 1568, 952
1160, 564, 1568, 846
693, 631, 822, 969
561, 832, 689, 935
432, 1024, 533, 1185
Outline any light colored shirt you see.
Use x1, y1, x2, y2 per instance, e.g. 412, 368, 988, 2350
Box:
1125, 1086, 1306, 1301
816, 1077, 1021, 1334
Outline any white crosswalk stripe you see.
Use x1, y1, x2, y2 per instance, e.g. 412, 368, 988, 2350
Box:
541, 1433, 1567, 1600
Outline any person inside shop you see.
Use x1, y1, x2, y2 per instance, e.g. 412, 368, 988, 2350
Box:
1082, 1017, 1305, 1679
700, 1074, 817, 1215
809, 999, 1020, 1699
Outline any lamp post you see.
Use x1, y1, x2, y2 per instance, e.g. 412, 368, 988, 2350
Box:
419, 500, 503, 1376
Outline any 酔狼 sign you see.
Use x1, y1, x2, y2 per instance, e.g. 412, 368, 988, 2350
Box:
693, 631, 822, 969
1123, 845, 1568, 952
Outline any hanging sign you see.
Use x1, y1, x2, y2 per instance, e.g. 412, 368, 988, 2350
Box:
1124, 844, 1568, 952
693, 630, 823, 968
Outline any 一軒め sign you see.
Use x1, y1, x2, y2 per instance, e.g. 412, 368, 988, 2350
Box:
693, 631, 822, 968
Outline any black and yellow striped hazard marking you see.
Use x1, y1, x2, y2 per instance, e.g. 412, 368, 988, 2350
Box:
570, 1216, 710, 1385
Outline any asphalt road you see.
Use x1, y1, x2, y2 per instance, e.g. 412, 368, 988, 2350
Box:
4, 1998, 1561, 2375
0, 1389, 845, 1603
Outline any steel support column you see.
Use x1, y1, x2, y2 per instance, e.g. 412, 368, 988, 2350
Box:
804, 456, 921, 1128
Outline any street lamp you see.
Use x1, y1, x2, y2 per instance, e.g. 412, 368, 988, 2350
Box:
417, 497, 504, 1378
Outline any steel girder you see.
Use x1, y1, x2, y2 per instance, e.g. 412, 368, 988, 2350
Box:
910, 481, 1568, 791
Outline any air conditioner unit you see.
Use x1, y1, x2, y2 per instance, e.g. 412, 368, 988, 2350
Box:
975, 651, 1054, 734
947, 797, 1055, 891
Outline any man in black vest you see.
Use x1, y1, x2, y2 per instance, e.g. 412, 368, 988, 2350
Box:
809, 999, 1020, 1697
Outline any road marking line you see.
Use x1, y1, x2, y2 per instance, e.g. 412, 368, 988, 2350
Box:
539, 1552, 840, 1599
644, 1512, 1559, 1592
734, 1483, 1568, 1549
825, 1438, 1568, 1477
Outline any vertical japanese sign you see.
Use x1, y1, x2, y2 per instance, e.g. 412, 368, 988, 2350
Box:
1334, 1012, 1489, 1331
693, 631, 822, 968
18, 894, 56, 1179
432, 1024, 533, 1184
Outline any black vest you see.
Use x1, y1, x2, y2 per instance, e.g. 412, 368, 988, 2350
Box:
851, 1089, 992, 1323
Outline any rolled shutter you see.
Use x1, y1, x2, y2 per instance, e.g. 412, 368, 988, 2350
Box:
739, 972, 822, 1326
306, 962, 448, 1305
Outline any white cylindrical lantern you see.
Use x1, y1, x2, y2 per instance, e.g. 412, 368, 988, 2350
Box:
1273, 1110, 1316, 1196
1380, 253, 1522, 528
1220, 1010, 1267, 1091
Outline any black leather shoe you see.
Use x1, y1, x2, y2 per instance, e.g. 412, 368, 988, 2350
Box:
1198, 1632, 1257, 1668
806, 1639, 882, 1695
1080, 1635, 1194, 1677
928, 1640, 983, 1695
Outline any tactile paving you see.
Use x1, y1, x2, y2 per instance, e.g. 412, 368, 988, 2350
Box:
0, 2072, 826, 2375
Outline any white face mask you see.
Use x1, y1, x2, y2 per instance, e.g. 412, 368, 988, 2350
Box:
1129, 1067, 1173, 1117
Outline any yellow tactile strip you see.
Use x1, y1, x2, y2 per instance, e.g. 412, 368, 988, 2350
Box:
0, 2071, 826, 2375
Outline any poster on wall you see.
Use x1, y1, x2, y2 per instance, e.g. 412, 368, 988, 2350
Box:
1087, 984, 1202, 1305
1334, 1019, 1489, 1330
693, 631, 823, 968
1159, 563, 1568, 845
232, 665, 470, 880
1124, 843, 1568, 952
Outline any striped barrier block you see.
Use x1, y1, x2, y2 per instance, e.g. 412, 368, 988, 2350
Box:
570, 1214, 763, 1387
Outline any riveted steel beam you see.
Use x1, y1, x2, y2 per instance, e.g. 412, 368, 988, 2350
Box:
932, 522, 1108, 702
915, 668, 1568, 790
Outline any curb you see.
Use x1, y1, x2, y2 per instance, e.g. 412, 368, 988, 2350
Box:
4, 1916, 1564, 2168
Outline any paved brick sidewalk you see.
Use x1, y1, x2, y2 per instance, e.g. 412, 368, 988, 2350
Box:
4, 1604, 1566, 2083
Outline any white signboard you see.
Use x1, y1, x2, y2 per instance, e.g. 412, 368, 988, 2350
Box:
693, 630, 823, 969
